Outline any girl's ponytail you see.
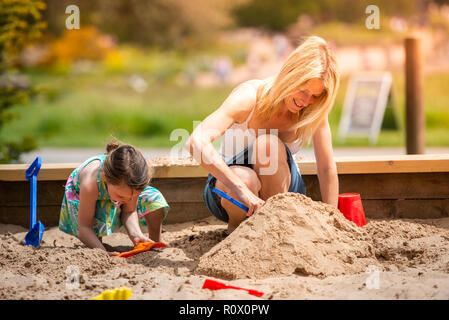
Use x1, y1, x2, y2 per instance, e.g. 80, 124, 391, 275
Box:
106, 141, 121, 153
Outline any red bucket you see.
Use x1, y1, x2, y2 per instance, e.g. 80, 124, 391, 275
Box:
338, 193, 366, 227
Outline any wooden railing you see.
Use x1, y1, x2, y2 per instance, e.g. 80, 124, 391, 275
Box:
1, 154, 448, 227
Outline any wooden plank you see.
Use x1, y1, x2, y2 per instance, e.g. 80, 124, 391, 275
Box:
2, 172, 449, 209
153, 165, 208, 179
303, 173, 449, 200
363, 199, 449, 219
3, 199, 447, 228
1, 154, 449, 181
164, 202, 210, 224
332, 154, 449, 174
0, 203, 211, 228
339, 173, 449, 199
0, 163, 80, 182
151, 178, 207, 203
0, 205, 62, 228
0, 179, 209, 206
0, 181, 66, 207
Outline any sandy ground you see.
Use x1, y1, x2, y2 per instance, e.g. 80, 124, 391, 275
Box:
1, 193, 449, 300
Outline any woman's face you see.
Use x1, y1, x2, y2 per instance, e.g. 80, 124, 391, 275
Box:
284, 78, 325, 114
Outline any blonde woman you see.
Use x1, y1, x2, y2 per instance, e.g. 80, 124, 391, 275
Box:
186, 36, 340, 233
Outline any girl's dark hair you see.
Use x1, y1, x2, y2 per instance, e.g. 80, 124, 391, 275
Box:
103, 141, 152, 190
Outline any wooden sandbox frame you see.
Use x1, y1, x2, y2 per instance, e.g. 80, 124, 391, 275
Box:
1, 155, 448, 228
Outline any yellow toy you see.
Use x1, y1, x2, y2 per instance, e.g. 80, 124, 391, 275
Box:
91, 287, 132, 300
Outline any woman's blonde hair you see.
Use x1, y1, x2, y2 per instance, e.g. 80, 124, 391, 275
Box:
256, 35, 340, 146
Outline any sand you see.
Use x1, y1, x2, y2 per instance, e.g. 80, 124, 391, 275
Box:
1, 193, 449, 300
197, 193, 377, 279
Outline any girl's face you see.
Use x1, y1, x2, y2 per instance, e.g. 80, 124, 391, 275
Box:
106, 182, 137, 206
284, 78, 326, 114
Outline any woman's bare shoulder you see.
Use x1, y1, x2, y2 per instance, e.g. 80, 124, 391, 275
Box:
224, 80, 262, 123
235, 79, 264, 92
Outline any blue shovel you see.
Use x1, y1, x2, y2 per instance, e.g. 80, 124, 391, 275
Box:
212, 187, 249, 214
24, 156, 45, 247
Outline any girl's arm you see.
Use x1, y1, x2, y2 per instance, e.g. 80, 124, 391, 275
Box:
77, 165, 117, 255
312, 117, 339, 207
185, 84, 265, 216
121, 199, 151, 245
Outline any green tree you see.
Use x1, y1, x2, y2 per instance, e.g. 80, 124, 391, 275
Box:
0, 0, 46, 163
43, 0, 246, 48
233, 0, 442, 32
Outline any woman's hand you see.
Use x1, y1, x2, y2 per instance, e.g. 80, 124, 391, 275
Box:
236, 187, 265, 217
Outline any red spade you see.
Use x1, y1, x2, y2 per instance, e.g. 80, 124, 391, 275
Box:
202, 279, 264, 297
116, 241, 167, 258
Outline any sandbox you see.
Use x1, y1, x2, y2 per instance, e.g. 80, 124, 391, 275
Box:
1, 201, 449, 300
1, 155, 449, 299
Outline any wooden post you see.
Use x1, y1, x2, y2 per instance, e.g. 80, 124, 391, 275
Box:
405, 37, 425, 154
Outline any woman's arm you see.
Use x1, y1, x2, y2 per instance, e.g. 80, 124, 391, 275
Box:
312, 118, 339, 207
185, 84, 265, 215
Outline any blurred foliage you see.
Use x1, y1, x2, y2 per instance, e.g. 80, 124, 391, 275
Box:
0, 0, 47, 69
43, 0, 247, 48
42, 26, 114, 66
428, 2, 449, 31
103, 47, 186, 82
3, 70, 449, 148
233, 0, 449, 31
0, 0, 46, 163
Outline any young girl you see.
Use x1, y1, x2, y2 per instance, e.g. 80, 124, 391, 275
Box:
59, 142, 169, 256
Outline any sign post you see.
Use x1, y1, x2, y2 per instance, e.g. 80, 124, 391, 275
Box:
338, 71, 397, 145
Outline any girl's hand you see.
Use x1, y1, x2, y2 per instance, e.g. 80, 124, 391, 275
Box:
130, 234, 153, 246
107, 251, 120, 257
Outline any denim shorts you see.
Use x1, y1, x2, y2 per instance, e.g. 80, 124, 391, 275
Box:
203, 143, 307, 222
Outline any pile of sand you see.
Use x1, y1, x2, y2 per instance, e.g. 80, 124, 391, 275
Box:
196, 193, 449, 280
196, 193, 378, 280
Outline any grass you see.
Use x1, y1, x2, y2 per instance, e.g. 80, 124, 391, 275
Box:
308, 22, 405, 47
2, 70, 231, 148
2, 68, 449, 150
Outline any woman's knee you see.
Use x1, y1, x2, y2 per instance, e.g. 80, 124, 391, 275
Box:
252, 134, 287, 174
215, 166, 261, 195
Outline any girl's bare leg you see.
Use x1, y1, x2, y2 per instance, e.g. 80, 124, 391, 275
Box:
144, 209, 164, 242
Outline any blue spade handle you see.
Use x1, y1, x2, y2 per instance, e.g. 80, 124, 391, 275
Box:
212, 187, 249, 213
25, 157, 41, 230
